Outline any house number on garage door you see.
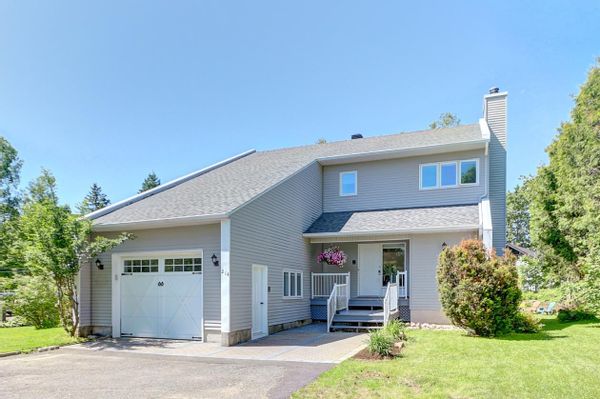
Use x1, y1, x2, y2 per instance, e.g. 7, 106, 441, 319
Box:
158, 281, 165, 286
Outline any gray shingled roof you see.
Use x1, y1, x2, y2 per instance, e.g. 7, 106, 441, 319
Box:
92, 124, 482, 226
304, 205, 480, 235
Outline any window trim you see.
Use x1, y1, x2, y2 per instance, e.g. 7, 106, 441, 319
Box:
282, 269, 303, 299
419, 158, 480, 190
339, 170, 358, 196
459, 159, 480, 186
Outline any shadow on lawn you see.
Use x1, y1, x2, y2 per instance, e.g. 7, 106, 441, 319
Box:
496, 317, 599, 341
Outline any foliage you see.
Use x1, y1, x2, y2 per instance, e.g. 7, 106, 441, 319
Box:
0, 136, 23, 276
367, 329, 394, 357
557, 308, 597, 323
139, 171, 161, 193
6, 274, 59, 329
528, 61, 600, 313
512, 312, 542, 333
437, 240, 523, 336
316, 138, 327, 144
429, 112, 460, 129
517, 256, 544, 291
316, 246, 347, 267
521, 287, 563, 303
0, 315, 27, 328
17, 170, 132, 336
0, 326, 82, 353
294, 316, 600, 399
506, 175, 533, 247
78, 183, 110, 215
384, 320, 406, 341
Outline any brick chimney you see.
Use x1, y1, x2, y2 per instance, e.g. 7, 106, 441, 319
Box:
484, 87, 508, 254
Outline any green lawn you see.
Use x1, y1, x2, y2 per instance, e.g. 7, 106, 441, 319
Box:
0, 326, 82, 353
294, 317, 600, 399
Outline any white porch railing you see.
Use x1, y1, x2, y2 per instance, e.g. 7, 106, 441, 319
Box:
383, 282, 399, 325
326, 283, 349, 332
312, 272, 350, 298
395, 271, 408, 299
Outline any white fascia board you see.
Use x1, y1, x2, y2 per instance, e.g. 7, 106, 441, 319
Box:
92, 213, 228, 232
479, 118, 491, 140
85, 149, 256, 221
480, 198, 493, 250
303, 225, 479, 239
483, 91, 508, 99
316, 140, 488, 166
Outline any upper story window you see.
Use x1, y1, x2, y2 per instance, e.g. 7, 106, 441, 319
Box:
339, 171, 357, 196
420, 159, 479, 190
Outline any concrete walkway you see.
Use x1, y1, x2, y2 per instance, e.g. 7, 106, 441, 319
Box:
68, 323, 367, 363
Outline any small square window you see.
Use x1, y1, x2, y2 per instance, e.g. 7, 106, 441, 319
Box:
460, 160, 478, 185
441, 162, 457, 187
151, 266, 158, 272
165, 265, 173, 272
339, 171, 357, 196
151, 259, 158, 266
165, 259, 173, 265
420, 164, 438, 189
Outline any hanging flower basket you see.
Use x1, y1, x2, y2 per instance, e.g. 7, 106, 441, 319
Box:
317, 246, 347, 268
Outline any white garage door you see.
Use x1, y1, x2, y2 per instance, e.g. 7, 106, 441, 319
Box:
120, 254, 203, 340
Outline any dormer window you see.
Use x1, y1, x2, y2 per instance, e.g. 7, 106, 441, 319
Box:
339, 171, 357, 196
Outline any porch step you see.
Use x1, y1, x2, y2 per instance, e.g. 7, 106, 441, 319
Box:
333, 310, 384, 323
348, 297, 384, 309
330, 324, 383, 331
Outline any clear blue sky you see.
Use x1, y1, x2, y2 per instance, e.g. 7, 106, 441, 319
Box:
1, 1, 599, 207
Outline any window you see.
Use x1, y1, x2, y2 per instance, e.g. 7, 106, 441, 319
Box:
460, 160, 478, 185
283, 270, 303, 298
165, 257, 202, 273
420, 164, 438, 189
382, 244, 406, 286
440, 162, 457, 187
124, 259, 158, 273
339, 171, 357, 196
420, 159, 479, 189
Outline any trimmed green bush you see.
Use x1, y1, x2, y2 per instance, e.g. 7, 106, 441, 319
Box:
437, 240, 523, 337
513, 312, 542, 333
557, 308, 597, 323
7, 275, 59, 329
367, 329, 394, 357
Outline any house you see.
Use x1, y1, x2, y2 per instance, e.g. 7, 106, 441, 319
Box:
78, 89, 508, 345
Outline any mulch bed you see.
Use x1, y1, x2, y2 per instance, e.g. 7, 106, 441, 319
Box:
353, 341, 405, 360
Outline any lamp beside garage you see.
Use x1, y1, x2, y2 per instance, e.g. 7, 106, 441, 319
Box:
211, 254, 219, 266
95, 259, 104, 270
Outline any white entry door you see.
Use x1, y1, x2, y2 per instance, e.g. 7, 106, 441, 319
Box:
252, 264, 268, 339
120, 255, 203, 340
358, 243, 383, 296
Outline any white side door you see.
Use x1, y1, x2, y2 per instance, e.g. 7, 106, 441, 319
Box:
358, 243, 383, 296
251, 264, 268, 339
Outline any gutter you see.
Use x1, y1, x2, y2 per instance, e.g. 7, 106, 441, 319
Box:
303, 224, 480, 239
92, 213, 229, 232
85, 149, 256, 221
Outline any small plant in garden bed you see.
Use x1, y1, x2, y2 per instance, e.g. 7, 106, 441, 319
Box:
357, 321, 408, 360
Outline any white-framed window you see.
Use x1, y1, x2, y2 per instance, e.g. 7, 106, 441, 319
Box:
283, 270, 303, 298
419, 164, 438, 190
420, 159, 479, 190
123, 259, 159, 273
164, 257, 202, 273
460, 159, 479, 185
339, 171, 357, 196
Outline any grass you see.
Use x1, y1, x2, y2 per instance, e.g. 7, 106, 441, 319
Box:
0, 326, 83, 353
294, 316, 600, 399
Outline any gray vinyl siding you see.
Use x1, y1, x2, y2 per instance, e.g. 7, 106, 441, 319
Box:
229, 162, 322, 332
78, 262, 92, 327
322, 149, 486, 213
88, 224, 221, 327
486, 94, 508, 254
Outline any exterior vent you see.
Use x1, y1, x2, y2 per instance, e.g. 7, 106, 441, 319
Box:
489, 87, 500, 94
351, 134, 363, 139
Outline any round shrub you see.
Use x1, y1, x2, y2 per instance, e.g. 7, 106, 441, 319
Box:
437, 240, 522, 336
7, 275, 59, 329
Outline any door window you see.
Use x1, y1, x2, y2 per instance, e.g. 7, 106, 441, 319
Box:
382, 245, 405, 286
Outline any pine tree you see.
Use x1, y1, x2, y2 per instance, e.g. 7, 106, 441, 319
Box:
78, 183, 110, 214
139, 172, 161, 193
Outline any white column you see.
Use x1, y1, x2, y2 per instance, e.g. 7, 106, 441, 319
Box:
220, 219, 231, 333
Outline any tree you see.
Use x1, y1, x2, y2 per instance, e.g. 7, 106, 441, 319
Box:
139, 172, 161, 193
7, 274, 60, 329
316, 138, 327, 144
0, 136, 22, 222
529, 60, 600, 312
506, 176, 533, 247
18, 170, 132, 336
429, 113, 461, 129
78, 183, 110, 215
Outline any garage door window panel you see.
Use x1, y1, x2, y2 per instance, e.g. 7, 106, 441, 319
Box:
124, 259, 159, 273
165, 258, 202, 273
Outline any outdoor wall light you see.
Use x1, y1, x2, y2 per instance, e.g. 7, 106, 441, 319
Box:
441, 242, 448, 249
95, 259, 104, 270
211, 254, 219, 266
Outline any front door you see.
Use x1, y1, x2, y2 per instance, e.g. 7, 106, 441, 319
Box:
252, 264, 268, 339
358, 243, 382, 296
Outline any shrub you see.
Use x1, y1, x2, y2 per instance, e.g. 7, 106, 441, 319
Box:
0, 315, 28, 328
557, 308, 597, 323
513, 312, 542, 333
367, 329, 394, 357
384, 320, 406, 341
437, 240, 523, 337
7, 275, 59, 329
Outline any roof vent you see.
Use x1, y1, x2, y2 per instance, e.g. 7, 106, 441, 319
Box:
351, 134, 363, 139
489, 87, 500, 94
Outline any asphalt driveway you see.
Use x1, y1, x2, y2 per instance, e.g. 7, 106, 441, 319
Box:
0, 349, 332, 399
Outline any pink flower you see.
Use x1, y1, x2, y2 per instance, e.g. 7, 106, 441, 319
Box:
317, 246, 347, 268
